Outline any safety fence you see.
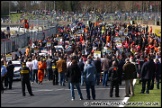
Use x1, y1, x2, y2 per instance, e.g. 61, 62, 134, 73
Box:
1, 26, 57, 54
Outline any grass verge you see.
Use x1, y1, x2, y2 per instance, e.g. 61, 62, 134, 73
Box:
126, 79, 161, 107
10, 13, 21, 23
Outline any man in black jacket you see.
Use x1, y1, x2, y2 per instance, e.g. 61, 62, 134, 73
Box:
118, 55, 125, 85
94, 57, 102, 85
78, 58, 85, 86
20, 62, 34, 96
108, 61, 120, 97
6, 60, 15, 89
66, 59, 83, 101
140, 55, 155, 94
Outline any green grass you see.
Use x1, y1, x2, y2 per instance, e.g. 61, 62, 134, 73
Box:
10, 13, 35, 23
126, 79, 161, 107
10, 13, 21, 23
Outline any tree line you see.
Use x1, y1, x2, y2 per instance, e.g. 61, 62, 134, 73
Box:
1, 1, 161, 16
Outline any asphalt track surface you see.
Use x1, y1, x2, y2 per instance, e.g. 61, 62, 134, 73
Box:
1, 79, 136, 107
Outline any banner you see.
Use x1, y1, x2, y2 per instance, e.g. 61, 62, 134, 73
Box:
6, 54, 12, 61
94, 51, 101, 58
47, 41, 51, 47
155, 29, 161, 37
34, 48, 39, 53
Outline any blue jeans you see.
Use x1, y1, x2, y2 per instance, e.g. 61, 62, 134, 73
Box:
80, 75, 85, 86
102, 70, 108, 86
58, 72, 65, 86
32, 69, 38, 83
70, 83, 83, 99
85, 81, 96, 100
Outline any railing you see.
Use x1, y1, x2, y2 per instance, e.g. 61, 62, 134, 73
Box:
1, 25, 57, 54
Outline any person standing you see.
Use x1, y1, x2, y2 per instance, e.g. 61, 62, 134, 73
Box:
94, 57, 102, 85
20, 62, 34, 96
108, 61, 120, 97
25, 46, 30, 57
26, 58, 33, 82
78, 58, 85, 86
154, 58, 161, 89
117, 55, 125, 85
56, 56, 67, 86
32, 56, 38, 83
123, 58, 136, 97
1, 60, 7, 93
66, 59, 83, 101
66, 56, 72, 89
38, 58, 45, 84
46, 56, 53, 81
52, 58, 58, 85
101, 55, 109, 87
140, 55, 156, 94
84, 59, 97, 100
6, 60, 14, 89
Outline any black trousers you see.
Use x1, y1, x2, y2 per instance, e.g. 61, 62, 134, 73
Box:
150, 74, 155, 89
110, 80, 119, 97
150, 74, 160, 89
47, 68, 53, 80
21, 79, 33, 95
141, 79, 151, 93
7, 76, 13, 89
53, 69, 58, 85
1, 78, 5, 93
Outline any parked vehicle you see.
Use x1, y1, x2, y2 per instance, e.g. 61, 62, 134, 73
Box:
12, 61, 21, 81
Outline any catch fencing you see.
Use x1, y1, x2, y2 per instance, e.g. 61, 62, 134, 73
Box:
1, 26, 57, 54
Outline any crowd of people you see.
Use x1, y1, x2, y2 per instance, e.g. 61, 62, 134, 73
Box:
1, 19, 161, 100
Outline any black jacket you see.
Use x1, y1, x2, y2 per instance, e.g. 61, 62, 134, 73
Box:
66, 64, 81, 83
108, 66, 119, 81
7, 64, 15, 78
141, 60, 155, 80
20, 66, 30, 80
94, 59, 101, 73
78, 61, 84, 75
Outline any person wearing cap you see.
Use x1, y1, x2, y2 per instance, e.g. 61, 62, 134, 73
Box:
123, 58, 136, 97
20, 62, 34, 96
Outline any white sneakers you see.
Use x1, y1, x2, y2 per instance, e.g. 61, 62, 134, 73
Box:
71, 98, 74, 101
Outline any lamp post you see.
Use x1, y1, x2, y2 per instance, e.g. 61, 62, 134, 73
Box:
54, 1, 55, 11
9, 1, 10, 27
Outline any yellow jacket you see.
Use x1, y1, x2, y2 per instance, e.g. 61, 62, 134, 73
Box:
56, 59, 67, 73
